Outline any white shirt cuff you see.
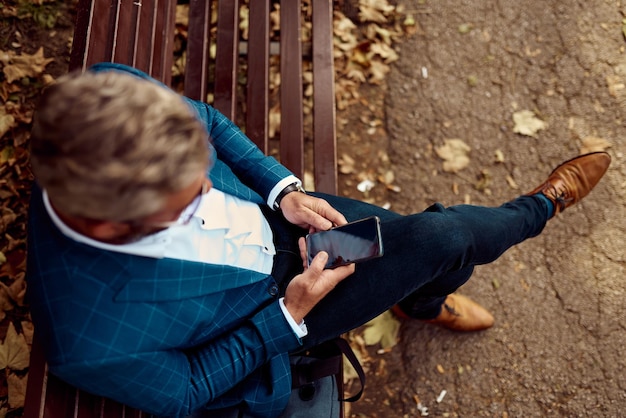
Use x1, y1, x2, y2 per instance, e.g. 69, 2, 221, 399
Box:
279, 297, 308, 338
267, 176, 302, 210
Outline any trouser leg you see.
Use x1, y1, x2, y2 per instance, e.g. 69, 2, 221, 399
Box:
297, 194, 549, 349
396, 266, 474, 319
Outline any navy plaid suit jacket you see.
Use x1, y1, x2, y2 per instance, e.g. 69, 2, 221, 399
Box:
27, 64, 303, 417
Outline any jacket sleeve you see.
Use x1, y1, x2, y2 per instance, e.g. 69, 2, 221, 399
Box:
49, 300, 301, 418
188, 100, 294, 200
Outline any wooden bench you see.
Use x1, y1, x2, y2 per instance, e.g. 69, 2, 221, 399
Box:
24, 0, 338, 416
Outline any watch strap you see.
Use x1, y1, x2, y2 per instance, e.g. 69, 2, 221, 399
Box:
273, 183, 306, 210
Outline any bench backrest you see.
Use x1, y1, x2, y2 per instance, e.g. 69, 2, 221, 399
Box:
24, 0, 337, 416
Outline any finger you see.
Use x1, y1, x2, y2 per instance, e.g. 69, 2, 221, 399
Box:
320, 262, 354, 289
298, 237, 308, 268
320, 204, 348, 227
309, 251, 329, 273
302, 207, 334, 231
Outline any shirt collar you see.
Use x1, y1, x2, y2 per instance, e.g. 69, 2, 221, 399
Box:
42, 190, 169, 258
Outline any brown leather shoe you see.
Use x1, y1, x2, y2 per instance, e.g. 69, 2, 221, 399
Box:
423, 294, 495, 332
526, 152, 611, 217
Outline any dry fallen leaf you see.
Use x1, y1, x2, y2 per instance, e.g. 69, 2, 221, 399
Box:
3, 273, 26, 306
7, 373, 27, 409
512, 110, 546, 137
0, 322, 30, 371
0, 47, 54, 83
268, 104, 281, 138
606, 75, 625, 97
369, 42, 398, 63
474, 169, 492, 192
368, 59, 391, 84
580, 136, 612, 154
435, 139, 471, 173
505, 174, 519, 190
359, 0, 395, 23
339, 153, 356, 174
378, 169, 394, 185
363, 310, 400, 349
21, 320, 34, 346
0, 106, 17, 138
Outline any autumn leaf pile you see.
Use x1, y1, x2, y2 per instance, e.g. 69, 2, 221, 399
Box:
1, 0, 73, 415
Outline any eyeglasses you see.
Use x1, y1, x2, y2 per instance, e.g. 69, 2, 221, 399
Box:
137, 179, 210, 229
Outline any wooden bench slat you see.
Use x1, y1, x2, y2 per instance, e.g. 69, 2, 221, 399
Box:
112, 0, 137, 66
24, 330, 47, 418
132, 0, 156, 74
85, 0, 117, 68
40, 374, 78, 418
148, 0, 176, 84
312, 0, 338, 194
279, 0, 305, 180
213, 0, 240, 119
68, 0, 92, 71
245, 0, 271, 152
101, 397, 125, 418
184, 0, 212, 101
76, 389, 102, 417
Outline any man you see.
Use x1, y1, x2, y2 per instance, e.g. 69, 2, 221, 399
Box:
27, 63, 611, 417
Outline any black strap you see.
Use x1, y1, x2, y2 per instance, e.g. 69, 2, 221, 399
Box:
334, 337, 365, 402
290, 338, 365, 402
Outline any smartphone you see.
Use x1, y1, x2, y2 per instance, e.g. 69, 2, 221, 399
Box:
306, 216, 384, 269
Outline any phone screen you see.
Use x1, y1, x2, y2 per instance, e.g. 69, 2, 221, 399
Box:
306, 216, 384, 269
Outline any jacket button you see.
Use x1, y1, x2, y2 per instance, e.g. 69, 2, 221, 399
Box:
268, 284, 279, 297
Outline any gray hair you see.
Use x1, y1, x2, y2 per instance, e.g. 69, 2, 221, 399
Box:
30, 70, 210, 221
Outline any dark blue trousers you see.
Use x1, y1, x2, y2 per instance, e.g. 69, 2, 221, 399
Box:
264, 194, 550, 350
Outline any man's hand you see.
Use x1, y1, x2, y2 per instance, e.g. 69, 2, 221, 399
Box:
280, 192, 347, 232
282, 237, 355, 324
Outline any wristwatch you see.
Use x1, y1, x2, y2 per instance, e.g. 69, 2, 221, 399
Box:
273, 182, 306, 210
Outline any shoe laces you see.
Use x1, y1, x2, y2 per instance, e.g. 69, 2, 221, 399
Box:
542, 183, 573, 212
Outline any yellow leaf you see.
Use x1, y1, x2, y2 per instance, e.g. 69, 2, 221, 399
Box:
175, 5, 189, 28
368, 60, 390, 84
0, 106, 17, 138
7, 373, 27, 409
7, 274, 26, 306
435, 139, 471, 173
339, 153, 356, 174
370, 42, 398, 63
21, 320, 34, 346
0, 323, 30, 371
0, 286, 13, 321
359, 0, 395, 23
268, 104, 281, 139
1, 47, 54, 83
512, 110, 546, 137
363, 311, 400, 349
580, 136, 612, 154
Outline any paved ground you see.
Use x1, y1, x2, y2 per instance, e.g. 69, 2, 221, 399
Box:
345, 0, 626, 416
